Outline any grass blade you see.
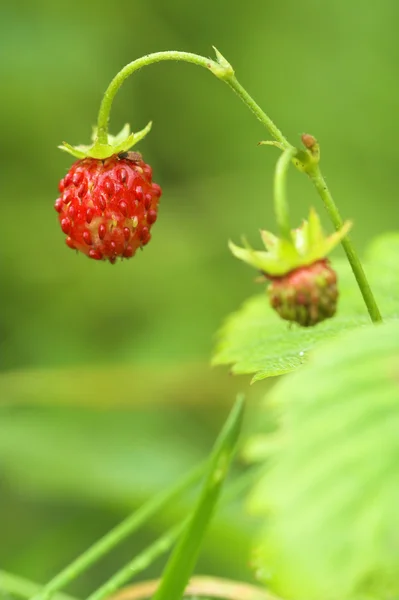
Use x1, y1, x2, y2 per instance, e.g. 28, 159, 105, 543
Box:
32, 463, 205, 600
86, 463, 257, 600
0, 571, 78, 600
152, 395, 244, 600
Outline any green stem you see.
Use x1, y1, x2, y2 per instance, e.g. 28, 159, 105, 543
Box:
86, 463, 259, 600
96, 50, 289, 148
31, 463, 205, 600
224, 77, 290, 148
274, 147, 297, 240
86, 522, 185, 600
88, 462, 258, 600
308, 166, 383, 323
0, 571, 78, 600
95, 48, 381, 322
97, 52, 215, 143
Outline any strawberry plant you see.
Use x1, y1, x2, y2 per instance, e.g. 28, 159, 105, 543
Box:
2, 47, 399, 600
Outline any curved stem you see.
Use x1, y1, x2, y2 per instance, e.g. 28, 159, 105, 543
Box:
96, 48, 382, 323
86, 465, 259, 600
308, 166, 383, 323
31, 463, 205, 600
96, 51, 289, 148
274, 147, 297, 240
97, 52, 212, 142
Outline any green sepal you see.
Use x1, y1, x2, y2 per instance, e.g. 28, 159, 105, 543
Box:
210, 46, 235, 80
229, 208, 352, 277
59, 122, 152, 160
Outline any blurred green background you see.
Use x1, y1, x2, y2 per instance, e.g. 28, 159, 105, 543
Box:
1, 0, 398, 595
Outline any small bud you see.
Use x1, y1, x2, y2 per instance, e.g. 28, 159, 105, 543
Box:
209, 47, 235, 80
301, 133, 320, 166
301, 133, 317, 150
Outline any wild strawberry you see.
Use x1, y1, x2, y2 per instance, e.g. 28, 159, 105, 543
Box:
268, 259, 338, 327
55, 153, 161, 263
56, 122, 161, 263
229, 208, 351, 327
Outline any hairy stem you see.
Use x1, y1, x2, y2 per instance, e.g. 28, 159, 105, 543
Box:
224, 77, 290, 148
31, 463, 204, 600
274, 147, 297, 240
95, 48, 381, 322
97, 52, 217, 143
96, 50, 288, 148
308, 166, 382, 323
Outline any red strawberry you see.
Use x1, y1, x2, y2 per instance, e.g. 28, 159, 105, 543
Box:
55, 153, 161, 263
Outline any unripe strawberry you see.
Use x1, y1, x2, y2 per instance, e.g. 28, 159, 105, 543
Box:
229, 209, 351, 327
55, 153, 161, 263
268, 259, 338, 327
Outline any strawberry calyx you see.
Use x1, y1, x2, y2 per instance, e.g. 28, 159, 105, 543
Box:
230, 209, 351, 327
59, 122, 152, 160
229, 207, 352, 278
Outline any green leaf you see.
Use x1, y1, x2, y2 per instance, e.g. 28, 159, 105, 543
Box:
213, 233, 399, 381
248, 319, 399, 600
